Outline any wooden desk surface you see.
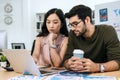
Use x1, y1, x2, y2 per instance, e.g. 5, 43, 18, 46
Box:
0, 67, 120, 80
90, 71, 120, 78
0, 68, 22, 80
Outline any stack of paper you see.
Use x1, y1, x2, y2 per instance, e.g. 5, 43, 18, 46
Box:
83, 76, 116, 80
8, 71, 117, 80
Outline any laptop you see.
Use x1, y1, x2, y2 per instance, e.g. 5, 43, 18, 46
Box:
2, 49, 41, 76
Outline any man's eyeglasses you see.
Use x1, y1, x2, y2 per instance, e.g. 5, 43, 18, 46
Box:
68, 21, 82, 28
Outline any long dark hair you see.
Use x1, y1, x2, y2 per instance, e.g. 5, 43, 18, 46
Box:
37, 8, 68, 37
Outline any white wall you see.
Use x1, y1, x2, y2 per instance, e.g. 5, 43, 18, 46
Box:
0, 0, 25, 49
0, 0, 119, 50
95, 1, 120, 40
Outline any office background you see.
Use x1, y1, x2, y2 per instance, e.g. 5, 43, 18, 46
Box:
0, 0, 119, 50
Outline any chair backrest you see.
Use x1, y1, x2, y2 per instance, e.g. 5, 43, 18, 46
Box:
31, 40, 36, 55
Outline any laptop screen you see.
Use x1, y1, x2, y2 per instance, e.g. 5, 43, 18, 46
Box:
2, 49, 41, 76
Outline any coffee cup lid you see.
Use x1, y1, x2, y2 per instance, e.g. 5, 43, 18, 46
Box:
73, 49, 84, 54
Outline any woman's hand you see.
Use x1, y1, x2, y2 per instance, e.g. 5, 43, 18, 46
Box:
48, 33, 58, 45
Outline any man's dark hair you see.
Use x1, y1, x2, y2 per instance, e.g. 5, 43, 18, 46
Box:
37, 8, 68, 37
65, 5, 93, 23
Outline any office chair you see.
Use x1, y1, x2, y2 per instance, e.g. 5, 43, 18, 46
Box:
31, 40, 36, 55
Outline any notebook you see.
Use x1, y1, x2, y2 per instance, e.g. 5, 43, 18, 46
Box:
2, 49, 41, 76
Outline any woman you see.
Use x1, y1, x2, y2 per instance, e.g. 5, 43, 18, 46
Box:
32, 8, 68, 68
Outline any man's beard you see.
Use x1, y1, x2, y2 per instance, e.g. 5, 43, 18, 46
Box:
77, 25, 87, 37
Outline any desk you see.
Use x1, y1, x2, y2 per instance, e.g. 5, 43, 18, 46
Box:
90, 71, 120, 78
0, 67, 22, 80
0, 67, 120, 80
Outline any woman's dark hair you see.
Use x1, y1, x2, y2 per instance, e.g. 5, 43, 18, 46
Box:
65, 5, 93, 24
37, 8, 68, 37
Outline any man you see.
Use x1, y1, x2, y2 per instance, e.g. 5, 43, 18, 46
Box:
64, 5, 120, 73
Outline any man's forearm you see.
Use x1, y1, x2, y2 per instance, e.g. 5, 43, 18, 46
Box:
102, 60, 119, 72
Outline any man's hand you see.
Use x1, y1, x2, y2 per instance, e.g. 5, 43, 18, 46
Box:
78, 58, 100, 72
65, 57, 100, 73
65, 57, 84, 71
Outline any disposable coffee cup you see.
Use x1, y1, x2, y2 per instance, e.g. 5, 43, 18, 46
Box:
73, 49, 84, 58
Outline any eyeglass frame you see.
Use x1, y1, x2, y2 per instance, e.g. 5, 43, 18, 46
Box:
68, 21, 82, 28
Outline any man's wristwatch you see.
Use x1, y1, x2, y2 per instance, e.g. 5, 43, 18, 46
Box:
100, 64, 105, 72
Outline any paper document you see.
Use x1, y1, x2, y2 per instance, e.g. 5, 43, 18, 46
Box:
46, 74, 117, 80
45, 74, 82, 80
83, 76, 116, 80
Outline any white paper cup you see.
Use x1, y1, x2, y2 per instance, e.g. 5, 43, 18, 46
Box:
73, 49, 84, 58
